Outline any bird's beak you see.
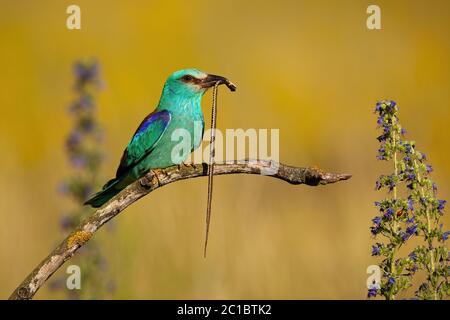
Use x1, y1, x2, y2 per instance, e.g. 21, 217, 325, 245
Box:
200, 74, 237, 92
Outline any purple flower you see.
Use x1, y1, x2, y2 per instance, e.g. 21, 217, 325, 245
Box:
432, 183, 438, 193
79, 95, 93, 108
401, 232, 409, 241
384, 208, 394, 219
401, 128, 407, 135
80, 117, 96, 133
438, 200, 446, 212
421, 153, 426, 160
377, 116, 383, 126
372, 216, 381, 225
70, 155, 86, 168
370, 226, 380, 236
367, 287, 377, 298
74, 61, 99, 83
406, 215, 415, 224
388, 277, 395, 285
401, 224, 417, 241
82, 185, 93, 200
69, 95, 93, 112
407, 173, 416, 181
408, 198, 414, 211
375, 180, 382, 190
60, 215, 73, 230
377, 134, 387, 142
375, 102, 382, 112
442, 231, 450, 242
57, 182, 69, 195
406, 224, 418, 236
426, 165, 433, 173
419, 197, 427, 206
409, 252, 417, 262
388, 179, 396, 191
66, 131, 82, 149
371, 245, 381, 256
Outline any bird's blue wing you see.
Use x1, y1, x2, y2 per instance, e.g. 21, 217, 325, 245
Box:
116, 109, 171, 177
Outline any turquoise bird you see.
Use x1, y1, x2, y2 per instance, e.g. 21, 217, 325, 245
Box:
85, 69, 236, 208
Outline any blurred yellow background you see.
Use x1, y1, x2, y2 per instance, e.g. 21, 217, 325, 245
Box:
0, 0, 449, 299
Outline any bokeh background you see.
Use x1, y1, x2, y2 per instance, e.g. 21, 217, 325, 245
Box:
1, 0, 449, 299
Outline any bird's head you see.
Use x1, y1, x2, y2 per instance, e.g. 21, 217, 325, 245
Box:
162, 69, 236, 99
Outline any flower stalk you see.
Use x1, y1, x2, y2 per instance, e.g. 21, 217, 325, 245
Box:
52, 59, 114, 298
369, 100, 449, 300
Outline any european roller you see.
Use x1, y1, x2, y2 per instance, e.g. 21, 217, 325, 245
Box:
85, 69, 236, 208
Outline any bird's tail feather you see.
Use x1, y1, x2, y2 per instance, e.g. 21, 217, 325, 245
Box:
84, 177, 123, 208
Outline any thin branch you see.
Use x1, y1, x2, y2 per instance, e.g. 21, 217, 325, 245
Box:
9, 160, 351, 300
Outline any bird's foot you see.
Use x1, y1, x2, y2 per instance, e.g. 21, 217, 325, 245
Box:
148, 169, 163, 187
181, 161, 197, 169
181, 161, 191, 167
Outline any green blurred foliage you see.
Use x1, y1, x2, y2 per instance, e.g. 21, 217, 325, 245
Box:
0, 0, 449, 299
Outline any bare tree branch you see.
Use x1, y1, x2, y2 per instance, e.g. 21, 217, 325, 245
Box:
9, 160, 351, 300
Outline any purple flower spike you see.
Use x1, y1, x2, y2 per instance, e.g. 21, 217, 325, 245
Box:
372, 99, 449, 299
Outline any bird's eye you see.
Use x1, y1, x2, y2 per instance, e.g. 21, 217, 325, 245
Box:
182, 75, 194, 82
